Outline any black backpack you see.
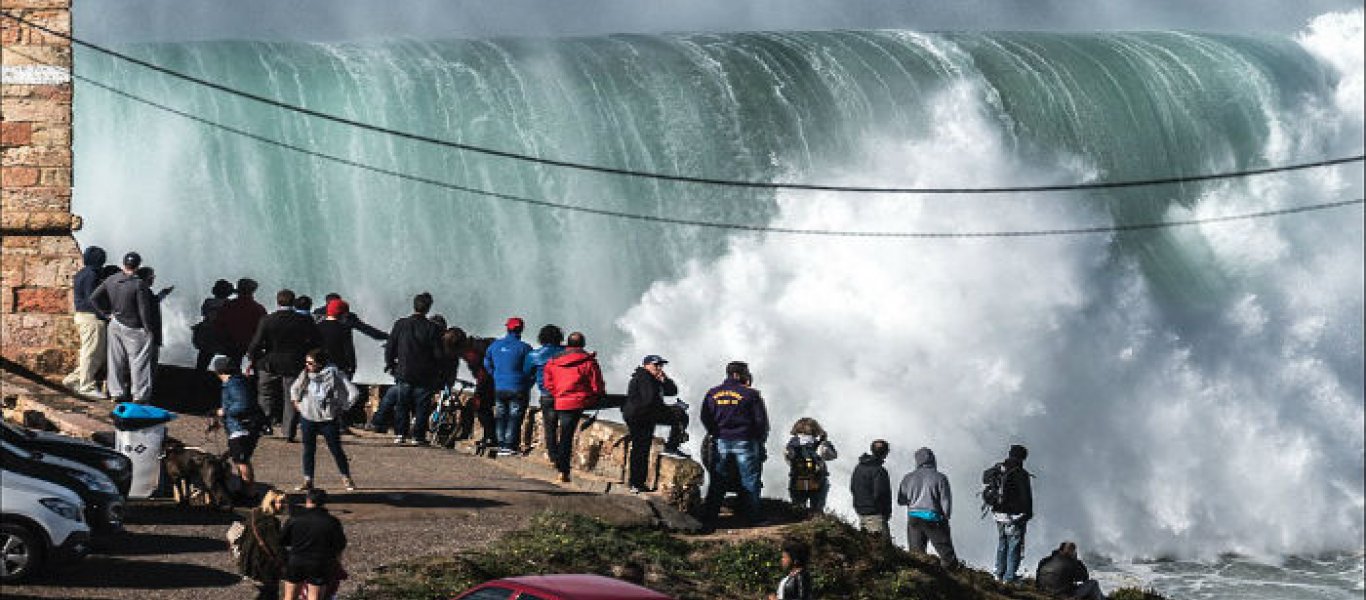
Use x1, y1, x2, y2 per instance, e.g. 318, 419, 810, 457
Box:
980, 463, 1008, 514
789, 443, 827, 491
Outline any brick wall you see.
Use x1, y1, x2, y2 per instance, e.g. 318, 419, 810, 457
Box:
2, 1, 80, 377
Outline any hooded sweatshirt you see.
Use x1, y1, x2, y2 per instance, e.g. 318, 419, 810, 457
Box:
290, 365, 360, 422
897, 448, 952, 521
89, 271, 157, 330
72, 246, 106, 314
851, 453, 892, 518
485, 332, 533, 392
542, 348, 605, 411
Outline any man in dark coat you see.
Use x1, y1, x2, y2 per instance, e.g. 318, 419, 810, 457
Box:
699, 361, 770, 526
247, 289, 321, 440
280, 489, 347, 600
990, 444, 1034, 582
384, 292, 442, 445
622, 354, 689, 493
64, 246, 108, 398
1036, 541, 1105, 600
850, 439, 892, 539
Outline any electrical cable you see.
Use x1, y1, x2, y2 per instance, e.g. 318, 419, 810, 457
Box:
4, 10, 1362, 195
65, 68, 1365, 238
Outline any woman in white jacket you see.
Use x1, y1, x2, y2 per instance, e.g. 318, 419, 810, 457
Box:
291, 348, 359, 491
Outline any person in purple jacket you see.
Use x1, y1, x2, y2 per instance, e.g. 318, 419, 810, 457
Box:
699, 361, 770, 527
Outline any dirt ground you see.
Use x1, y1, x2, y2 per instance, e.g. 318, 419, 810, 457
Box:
5, 413, 656, 600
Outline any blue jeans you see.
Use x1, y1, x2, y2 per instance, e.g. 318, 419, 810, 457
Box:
300, 419, 350, 479
393, 381, 434, 441
368, 385, 401, 433
701, 438, 765, 522
995, 519, 1027, 582
493, 390, 529, 451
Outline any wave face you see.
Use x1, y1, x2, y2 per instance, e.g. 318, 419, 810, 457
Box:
75, 12, 1363, 590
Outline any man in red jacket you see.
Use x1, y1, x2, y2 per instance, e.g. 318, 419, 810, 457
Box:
542, 332, 604, 482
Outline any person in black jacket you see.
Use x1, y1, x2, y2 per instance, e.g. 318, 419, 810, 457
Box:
622, 354, 689, 493
990, 444, 1034, 583
1035, 541, 1105, 600
767, 539, 813, 600
384, 292, 442, 445
89, 251, 159, 403
280, 489, 347, 600
247, 289, 321, 441
851, 439, 892, 539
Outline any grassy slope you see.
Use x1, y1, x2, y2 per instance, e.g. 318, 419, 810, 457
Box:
354, 512, 1167, 600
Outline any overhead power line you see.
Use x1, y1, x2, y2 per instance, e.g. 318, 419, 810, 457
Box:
3, 10, 1363, 195
63, 66, 1366, 238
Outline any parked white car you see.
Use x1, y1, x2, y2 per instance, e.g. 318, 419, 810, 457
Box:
1, 462, 93, 582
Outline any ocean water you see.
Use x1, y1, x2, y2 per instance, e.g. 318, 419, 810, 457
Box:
72, 11, 1364, 598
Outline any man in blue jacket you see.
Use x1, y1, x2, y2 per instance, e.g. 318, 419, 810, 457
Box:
484, 317, 533, 456
699, 361, 770, 527
64, 246, 108, 398
522, 324, 565, 459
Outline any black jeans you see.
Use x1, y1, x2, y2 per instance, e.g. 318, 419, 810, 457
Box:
300, 419, 350, 479
553, 409, 583, 474
625, 404, 689, 489
393, 381, 434, 441
540, 399, 560, 456
257, 371, 295, 428
906, 517, 957, 565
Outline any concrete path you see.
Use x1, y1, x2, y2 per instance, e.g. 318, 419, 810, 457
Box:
5, 413, 657, 600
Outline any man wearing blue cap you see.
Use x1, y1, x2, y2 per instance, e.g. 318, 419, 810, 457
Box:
623, 354, 690, 493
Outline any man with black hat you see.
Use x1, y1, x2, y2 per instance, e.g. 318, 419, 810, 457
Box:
699, 361, 770, 526
989, 444, 1034, 583
89, 251, 159, 403
623, 354, 690, 493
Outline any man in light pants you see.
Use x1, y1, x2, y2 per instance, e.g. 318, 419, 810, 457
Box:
63, 246, 108, 398
89, 252, 158, 403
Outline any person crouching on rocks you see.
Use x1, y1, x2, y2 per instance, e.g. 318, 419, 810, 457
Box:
784, 417, 837, 514
1036, 541, 1107, 600
290, 348, 359, 492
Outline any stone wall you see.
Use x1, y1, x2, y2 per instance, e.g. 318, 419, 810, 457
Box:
1, 1, 80, 377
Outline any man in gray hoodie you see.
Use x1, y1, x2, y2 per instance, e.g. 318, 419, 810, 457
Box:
896, 447, 957, 566
89, 252, 159, 403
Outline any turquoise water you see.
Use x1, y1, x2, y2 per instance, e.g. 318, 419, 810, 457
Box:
73, 23, 1363, 599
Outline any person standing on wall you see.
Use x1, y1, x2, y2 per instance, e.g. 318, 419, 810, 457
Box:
485, 317, 534, 456
523, 324, 566, 460
897, 446, 958, 567
850, 439, 893, 540
623, 354, 690, 494
987, 444, 1034, 583
247, 289, 320, 441
88, 252, 158, 404
385, 292, 442, 446
64, 246, 108, 399
699, 361, 771, 527
217, 278, 267, 366
542, 332, 604, 482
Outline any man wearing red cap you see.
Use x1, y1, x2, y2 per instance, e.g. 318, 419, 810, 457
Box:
484, 317, 534, 455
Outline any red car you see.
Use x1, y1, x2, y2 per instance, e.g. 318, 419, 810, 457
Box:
453, 574, 674, 600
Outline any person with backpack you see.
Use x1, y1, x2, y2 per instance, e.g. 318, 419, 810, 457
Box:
1036, 541, 1106, 600
984, 444, 1033, 583
212, 354, 265, 502
784, 418, 837, 513
235, 489, 287, 600
897, 447, 958, 567
851, 439, 893, 538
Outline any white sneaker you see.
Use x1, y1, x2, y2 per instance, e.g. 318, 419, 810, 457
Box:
393, 436, 407, 445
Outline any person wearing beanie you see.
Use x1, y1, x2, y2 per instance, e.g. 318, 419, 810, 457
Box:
897, 447, 958, 567
483, 317, 534, 456
318, 299, 357, 378
990, 444, 1034, 583
64, 245, 109, 398
88, 251, 159, 403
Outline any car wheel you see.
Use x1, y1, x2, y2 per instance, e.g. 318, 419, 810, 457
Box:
0, 523, 44, 583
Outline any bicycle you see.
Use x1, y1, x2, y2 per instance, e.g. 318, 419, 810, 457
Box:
428, 378, 474, 449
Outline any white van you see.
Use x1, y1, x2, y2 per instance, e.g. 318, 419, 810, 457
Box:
1, 462, 93, 582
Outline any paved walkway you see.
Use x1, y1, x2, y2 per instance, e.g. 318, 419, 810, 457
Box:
5, 413, 657, 600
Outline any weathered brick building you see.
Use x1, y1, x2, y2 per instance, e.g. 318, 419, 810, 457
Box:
1, 1, 80, 377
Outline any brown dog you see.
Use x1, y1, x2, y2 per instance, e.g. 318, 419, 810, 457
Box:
161, 437, 233, 509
